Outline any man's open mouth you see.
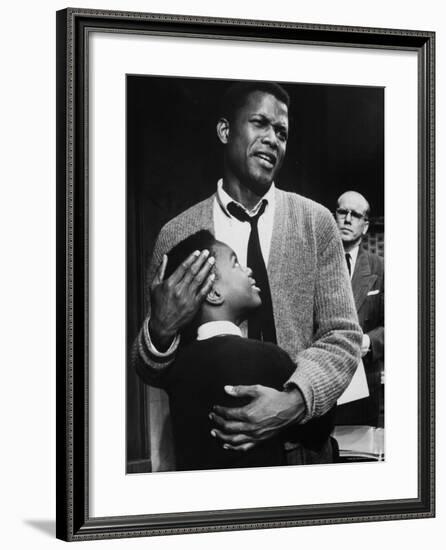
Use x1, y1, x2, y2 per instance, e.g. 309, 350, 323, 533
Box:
249, 278, 261, 292
254, 152, 276, 168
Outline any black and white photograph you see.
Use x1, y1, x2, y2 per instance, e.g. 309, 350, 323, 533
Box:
1, 0, 442, 545
126, 75, 385, 474
53, 6, 435, 542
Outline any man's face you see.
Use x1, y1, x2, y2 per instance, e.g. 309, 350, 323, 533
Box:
212, 242, 262, 314
336, 192, 369, 247
223, 91, 289, 195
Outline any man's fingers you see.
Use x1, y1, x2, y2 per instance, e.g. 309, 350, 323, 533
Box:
224, 384, 260, 398
151, 255, 168, 287
209, 413, 250, 433
222, 442, 255, 453
168, 250, 202, 285
210, 429, 252, 445
212, 404, 251, 422
198, 272, 216, 299
191, 255, 216, 290
211, 428, 256, 451
180, 250, 213, 287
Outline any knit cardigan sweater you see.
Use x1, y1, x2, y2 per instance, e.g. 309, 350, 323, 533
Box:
134, 189, 362, 422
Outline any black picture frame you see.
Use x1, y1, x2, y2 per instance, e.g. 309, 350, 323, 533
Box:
56, 7, 435, 541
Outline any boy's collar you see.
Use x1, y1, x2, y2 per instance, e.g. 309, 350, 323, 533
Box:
196, 321, 242, 340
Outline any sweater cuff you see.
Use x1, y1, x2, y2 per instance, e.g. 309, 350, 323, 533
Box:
284, 372, 314, 424
139, 316, 180, 369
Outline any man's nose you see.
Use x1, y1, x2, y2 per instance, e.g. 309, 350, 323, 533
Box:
344, 210, 353, 222
262, 126, 278, 148
246, 266, 253, 276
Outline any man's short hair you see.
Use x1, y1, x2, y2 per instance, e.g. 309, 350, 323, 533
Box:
220, 81, 290, 122
165, 230, 217, 280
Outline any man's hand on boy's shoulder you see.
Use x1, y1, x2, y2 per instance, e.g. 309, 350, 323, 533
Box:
209, 385, 306, 452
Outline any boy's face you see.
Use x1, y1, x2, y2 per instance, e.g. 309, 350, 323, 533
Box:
212, 241, 262, 313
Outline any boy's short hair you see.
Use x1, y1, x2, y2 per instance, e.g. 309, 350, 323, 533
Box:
220, 81, 290, 123
165, 230, 217, 280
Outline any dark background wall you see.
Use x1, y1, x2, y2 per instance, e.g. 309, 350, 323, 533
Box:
126, 75, 384, 472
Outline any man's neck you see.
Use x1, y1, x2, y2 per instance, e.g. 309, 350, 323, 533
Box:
343, 240, 361, 254
222, 178, 269, 211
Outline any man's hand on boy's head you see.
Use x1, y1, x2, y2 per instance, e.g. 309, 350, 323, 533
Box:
149, 250, 216, 350
209, 385, 306, 452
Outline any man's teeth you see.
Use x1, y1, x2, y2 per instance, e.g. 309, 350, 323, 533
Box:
257, 154, 274, 164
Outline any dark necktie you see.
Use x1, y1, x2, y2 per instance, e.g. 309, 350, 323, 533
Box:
345, 253, 352, 276
227, 200, 277, 343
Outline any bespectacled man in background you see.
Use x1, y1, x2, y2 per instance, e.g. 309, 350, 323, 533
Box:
335, 191, 384, 427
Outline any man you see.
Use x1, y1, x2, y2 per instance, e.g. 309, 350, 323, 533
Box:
335, 191, 384, 427
133, 81, 362, 468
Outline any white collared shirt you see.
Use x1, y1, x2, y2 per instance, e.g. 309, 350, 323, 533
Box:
196, 320, 242, 341
347, 244, 360, 279
213, 179, 275, 268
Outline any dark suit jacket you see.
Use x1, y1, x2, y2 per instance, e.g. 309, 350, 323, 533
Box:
336, 246, 384, 426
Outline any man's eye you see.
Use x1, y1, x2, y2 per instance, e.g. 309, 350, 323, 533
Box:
277, 131, 288, 142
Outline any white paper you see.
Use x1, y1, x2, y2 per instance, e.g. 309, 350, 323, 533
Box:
333, 426, 384, 459
338, 359, 370, 405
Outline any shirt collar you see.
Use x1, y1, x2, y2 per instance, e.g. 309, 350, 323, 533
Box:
216, 178, 276, 218
196, 320, 242, 341
346, 244, 360, 278
348, 244, 360, 265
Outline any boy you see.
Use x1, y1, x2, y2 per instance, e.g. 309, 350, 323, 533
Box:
165, 230, 335, 471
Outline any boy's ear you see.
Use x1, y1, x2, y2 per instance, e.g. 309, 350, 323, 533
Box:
216, 117, 230, 144
205, 287, 224, 306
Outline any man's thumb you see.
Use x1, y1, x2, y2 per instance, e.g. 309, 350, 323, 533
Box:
224, 385, 258, 397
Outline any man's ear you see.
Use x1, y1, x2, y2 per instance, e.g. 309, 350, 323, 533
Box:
216, 117, 230, 144
205, 287, 224, 306
362, 220, 370, 236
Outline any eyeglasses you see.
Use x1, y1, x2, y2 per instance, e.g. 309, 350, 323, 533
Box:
335, 208, 368, 221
